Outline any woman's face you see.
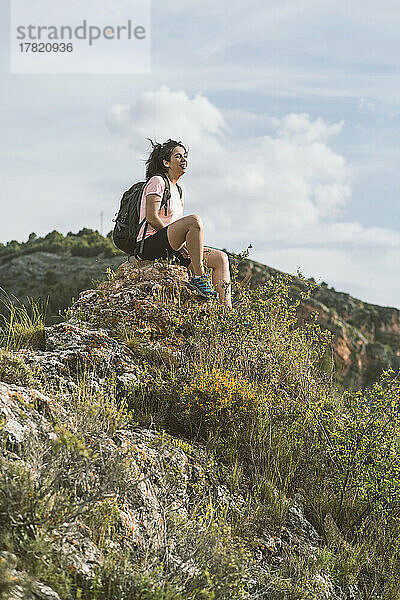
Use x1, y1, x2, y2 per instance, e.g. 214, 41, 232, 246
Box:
164, 145, 188, 177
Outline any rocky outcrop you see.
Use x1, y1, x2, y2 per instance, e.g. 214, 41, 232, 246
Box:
22, 321, 144, 391
0, 260, 362, 599
0, 381, 352, 600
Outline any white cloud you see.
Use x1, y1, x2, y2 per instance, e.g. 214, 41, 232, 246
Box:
358, 98, 376, 112
107, 86, 226, 154
273, 113, 344, 144
108, 91, 351, 235
314, 184, 350, 218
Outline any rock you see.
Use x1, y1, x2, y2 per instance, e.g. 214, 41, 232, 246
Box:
0, 382, 65, 453
0, 259, 376, 599
31, 582, 61, 600
55, 528, 102, 579
3, 577, 61, 600
312, 572, 334, 599
3, 418, 26, 444
22, 322, 144, 391
0, 552, 61, 600
287, 495, 320, 545
324, 514, 351, 551
0, 551, 18, 570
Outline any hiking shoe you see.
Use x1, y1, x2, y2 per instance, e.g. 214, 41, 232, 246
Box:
188, 274, 218, 299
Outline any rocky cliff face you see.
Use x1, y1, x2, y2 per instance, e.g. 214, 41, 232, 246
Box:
1, 250, 399, 389
235, 259, 400, 389
0, 260, 364, 599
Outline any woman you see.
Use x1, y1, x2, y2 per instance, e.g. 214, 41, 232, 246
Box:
137, 139, 232, 308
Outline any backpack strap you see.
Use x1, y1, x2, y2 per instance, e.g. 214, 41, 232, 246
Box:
136, 174, 171, 256
160, 174, 171, 216
160, 175, 183, 209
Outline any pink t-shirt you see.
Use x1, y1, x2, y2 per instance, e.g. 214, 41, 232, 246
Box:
136, 175, 184, 242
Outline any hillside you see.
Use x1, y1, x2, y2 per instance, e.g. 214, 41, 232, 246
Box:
1, 258, 400, 599
0, 230, 121, 322
236, 260, 400, 389
0, 230, 399, 390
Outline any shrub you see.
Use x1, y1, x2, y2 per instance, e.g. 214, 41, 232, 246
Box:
180, 367, 269, 459
0, 349, 36, 386
313, 371, 400, 524
43, 269, 58, 285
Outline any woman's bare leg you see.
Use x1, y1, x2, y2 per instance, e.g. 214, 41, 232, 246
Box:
167, 214, 204, 276
203, 248, 232, 308
167, 218, 232, 307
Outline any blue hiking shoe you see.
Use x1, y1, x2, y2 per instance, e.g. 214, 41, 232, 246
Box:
188, 274, 218, 299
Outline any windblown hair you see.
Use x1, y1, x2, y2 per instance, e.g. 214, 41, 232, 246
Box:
145, 138, 187, 179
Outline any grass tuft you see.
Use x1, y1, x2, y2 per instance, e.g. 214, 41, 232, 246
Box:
0, 291, 46, 351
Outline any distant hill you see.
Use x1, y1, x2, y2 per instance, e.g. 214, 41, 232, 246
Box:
0, 229, 399, 389
0, 229, 123, 321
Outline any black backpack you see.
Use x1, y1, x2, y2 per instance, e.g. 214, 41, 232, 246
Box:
113, 174, 182, 256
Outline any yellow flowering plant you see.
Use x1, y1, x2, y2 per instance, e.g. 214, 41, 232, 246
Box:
180, 367, 272, 458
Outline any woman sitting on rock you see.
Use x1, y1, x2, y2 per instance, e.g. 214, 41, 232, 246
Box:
136, 139, 232, 308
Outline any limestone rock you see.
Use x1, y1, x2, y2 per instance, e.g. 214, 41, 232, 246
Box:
0, 382, 65, 453
21, 322, 144, 391
0, 552, 61, 600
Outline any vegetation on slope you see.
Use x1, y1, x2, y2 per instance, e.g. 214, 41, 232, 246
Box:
0, 229, 123, 324
0, 255, 400, 598
0, 229, 120, 262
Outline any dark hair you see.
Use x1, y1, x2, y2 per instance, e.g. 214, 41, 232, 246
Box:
145, 138, 187, 179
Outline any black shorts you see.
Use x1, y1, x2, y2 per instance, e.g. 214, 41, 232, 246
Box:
138, 226, 191, 269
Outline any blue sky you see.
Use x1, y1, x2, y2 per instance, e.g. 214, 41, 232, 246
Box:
1, 0, 400, 308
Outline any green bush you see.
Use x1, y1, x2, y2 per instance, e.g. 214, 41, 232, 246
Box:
311, 371, 400, 527
0, 349, 36, 386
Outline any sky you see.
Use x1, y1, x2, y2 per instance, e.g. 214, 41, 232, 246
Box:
1, 0, 400, 308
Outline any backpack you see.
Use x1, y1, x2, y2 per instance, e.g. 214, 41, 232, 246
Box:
112, 174, 182, 257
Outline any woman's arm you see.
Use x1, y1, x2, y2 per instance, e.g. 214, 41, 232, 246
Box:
145, 194, 165, 231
